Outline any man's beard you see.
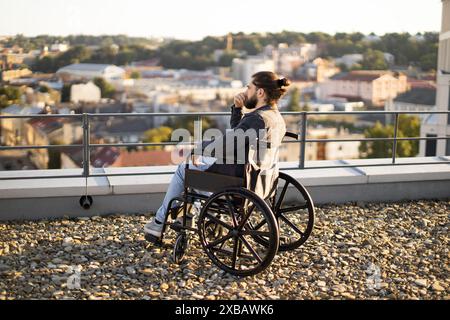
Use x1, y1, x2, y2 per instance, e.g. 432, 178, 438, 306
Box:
244, 94, 258, 109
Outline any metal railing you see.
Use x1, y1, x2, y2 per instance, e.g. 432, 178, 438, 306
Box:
0, 110, 449, 181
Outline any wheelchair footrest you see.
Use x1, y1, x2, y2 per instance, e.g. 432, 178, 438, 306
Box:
144, 233, 163, 246
170, 215, 194, 232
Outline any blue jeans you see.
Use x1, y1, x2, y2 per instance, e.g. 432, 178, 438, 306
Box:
155, 156, 216, 222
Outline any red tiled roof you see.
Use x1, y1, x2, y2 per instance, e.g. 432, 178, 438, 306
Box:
92, 147, 120, 168
407, 79, 437, 90
330, 94, 364, 101
111, 150, 173, 167
333, 71, 392, 82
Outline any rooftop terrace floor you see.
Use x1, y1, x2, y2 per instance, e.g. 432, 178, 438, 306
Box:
0, 199, 448, 300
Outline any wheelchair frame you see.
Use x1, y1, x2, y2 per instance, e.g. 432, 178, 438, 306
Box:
145, 132, 315, 277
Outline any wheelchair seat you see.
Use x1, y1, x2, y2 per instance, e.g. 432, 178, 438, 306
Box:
185, 168, 244, 194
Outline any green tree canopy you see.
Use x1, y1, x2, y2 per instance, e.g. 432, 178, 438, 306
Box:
143, 126, 173, 150
286, 88, 301, 112
0, 86, 21, 109
93, 77, 115, 99
359, 115, 420, 158
361, 49, 388, 70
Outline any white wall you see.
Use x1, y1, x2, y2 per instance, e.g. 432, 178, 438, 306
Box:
70, 82, 101, 103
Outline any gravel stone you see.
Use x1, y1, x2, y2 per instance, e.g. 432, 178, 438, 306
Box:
0, 200, 448, 300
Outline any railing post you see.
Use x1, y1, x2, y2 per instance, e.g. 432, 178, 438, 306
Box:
392, 113, 399, 164
194, 115, 203, 155
299, 112, 307, 169
82, 113, 90, 177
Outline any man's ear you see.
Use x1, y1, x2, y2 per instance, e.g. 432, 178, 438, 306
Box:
257, 88, 265, 99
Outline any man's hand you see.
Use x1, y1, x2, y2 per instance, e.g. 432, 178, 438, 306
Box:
191, 154, 202, 167
234, 92, 246, 109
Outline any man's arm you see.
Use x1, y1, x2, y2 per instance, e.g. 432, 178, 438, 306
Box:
230, 92, 246, 128
200, 112, 266, 163
230, 105, 243, 129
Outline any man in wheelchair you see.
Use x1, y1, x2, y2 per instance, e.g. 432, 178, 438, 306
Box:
144, 71, 290, 240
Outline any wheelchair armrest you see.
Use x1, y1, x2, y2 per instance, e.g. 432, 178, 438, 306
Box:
284, 131, 299, 140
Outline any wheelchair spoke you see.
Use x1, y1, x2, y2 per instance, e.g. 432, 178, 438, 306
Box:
204, 213, 232, 230
240, 229, 272, 238
251, 218, 267, 231
279, 214, 304, 236
211, 247, 253, 261
225, 195, 238, 228
239, 235, 262, 264
238, 203, 256, 230
274, 181, 289, 212
206, 232, 234, 249
231, 237, 239, 269
278, 203, 308, 214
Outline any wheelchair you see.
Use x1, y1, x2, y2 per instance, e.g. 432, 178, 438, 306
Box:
145, 132, 315, 277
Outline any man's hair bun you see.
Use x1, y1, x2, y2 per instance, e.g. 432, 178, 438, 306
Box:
277, 78, 291, 88
251, 71, 291, 104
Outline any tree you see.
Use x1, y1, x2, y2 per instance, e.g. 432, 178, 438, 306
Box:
420, 52, 437, 71
39, 85, 49, 93
61, 84, 72, 103
302, 95, 311, 112
47, 139, 63, 169
217, 52, 239, 67
398, 115, 420, 156
130, 71, 141, 79
359, 115, 420, 158
0, 86, 21, 109
5, 32, 440, 73
143, 126, 173, 150
361, 49, 388, 70
164, 116, 217, 136
57, 45, 92, 67
286, 88, 301, 112
33, 56, 55, 73
93, 77, 115, 99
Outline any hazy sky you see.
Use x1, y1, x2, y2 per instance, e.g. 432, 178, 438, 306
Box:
0, 0, 442, 40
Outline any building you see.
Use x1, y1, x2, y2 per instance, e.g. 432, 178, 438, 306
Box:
420, 0, 450, 156
278, 126, 364, 162
61, 142, 120, 169
295, 58, 340, 82
56, 63, 125, 82
385, 87, 436, 124
231, 56, 275, 84
24, 117, 64, 169
264, 43, 318, 76
50, 43, 69, 53
318, 70, 409, 107
70, 81, 101, 103
334, 54, 364, 69
92, 117, 152, 144
1, 68, 32, 82
0, 149, 37, 170
0, 104, 43, 146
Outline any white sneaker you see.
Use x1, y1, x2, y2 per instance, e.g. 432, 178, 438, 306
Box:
144, 217, 164, 238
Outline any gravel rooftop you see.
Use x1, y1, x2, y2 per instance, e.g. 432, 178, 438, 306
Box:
0, 199, 448, 300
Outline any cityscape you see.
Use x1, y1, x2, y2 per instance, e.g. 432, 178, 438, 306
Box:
0, 29, 445, 170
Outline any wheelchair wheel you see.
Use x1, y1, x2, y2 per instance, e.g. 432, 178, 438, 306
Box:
172, 232, 189, 264
198, 187, 279, 277
251, 172, 314, 251
272, 172, 314, 251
